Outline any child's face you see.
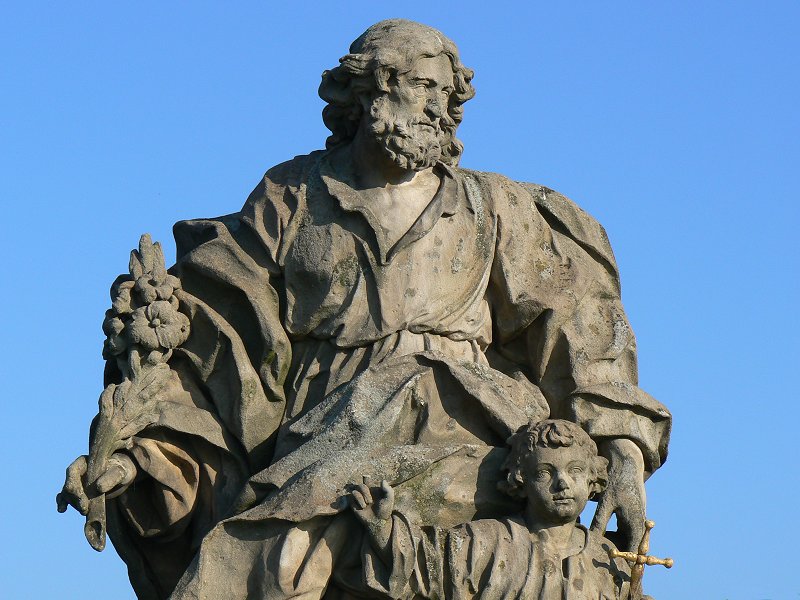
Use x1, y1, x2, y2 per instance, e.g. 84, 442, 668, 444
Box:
522, 444, 592, 524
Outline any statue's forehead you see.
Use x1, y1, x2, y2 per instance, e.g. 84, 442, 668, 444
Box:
527, 445, 591, 467
404, 55, 454, 83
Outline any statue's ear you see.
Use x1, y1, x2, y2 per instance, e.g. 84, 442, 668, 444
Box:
374, 67, 392, 93
497, 470, 527, 499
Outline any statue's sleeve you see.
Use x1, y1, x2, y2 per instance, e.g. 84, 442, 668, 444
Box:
358, 515, 455, 600
485, 175, 671, 474
103, 157, 306, 598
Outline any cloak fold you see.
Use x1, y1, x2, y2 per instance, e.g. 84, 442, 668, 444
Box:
96, 153, 669, 598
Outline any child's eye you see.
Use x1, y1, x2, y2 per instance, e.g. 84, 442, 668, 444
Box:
536, 470, 550, 481
569, 466, 584, 474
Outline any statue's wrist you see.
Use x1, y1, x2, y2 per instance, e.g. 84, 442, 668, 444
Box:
599, 438, 644, 468
367, 517, 393, 546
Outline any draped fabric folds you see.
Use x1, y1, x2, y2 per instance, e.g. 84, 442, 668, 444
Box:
99, 150, 670, 599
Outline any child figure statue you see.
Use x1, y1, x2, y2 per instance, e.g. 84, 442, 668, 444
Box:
349, 419, 643, 600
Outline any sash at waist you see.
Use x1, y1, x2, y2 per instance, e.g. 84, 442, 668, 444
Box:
284, 330, 488, 420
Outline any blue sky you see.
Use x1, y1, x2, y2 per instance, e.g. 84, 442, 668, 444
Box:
2, 2, 798, 598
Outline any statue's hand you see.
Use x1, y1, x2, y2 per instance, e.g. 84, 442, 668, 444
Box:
348, 479, 394, 525
348, 479, 395, 556
590, 438, 646, 552
56, 453, 138, 514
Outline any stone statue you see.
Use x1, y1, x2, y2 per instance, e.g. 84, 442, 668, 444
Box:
348, 419, 633, 599
57, 19, 671, 600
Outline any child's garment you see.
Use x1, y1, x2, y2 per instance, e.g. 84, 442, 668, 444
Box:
357, 515, 632, 600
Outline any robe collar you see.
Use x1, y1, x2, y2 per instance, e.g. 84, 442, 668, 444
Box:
318, 147, 472, 264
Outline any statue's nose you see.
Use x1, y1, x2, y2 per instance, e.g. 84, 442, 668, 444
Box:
426, 98, 444, 119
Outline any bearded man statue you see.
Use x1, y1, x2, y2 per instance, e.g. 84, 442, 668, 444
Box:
58, 19, 670, 600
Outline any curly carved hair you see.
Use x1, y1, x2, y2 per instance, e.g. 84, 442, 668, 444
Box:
500, 419, 609, 500
318, 19, 475, 166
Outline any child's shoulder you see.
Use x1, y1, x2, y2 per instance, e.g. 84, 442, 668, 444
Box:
583, 525, 617, 555
450, 515, 529, 541
582, 526, 632, 586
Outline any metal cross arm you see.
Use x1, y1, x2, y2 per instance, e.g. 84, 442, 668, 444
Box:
607, 519, 673, 599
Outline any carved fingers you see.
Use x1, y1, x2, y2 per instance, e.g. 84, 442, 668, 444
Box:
95, 453, 137, 499
56, 453, 139, 516
591, 491, 613, 535
349, 483, 374, 511
347, 479, 395, 522
591, 439, 647, 552
56, 455, 90, 515
375, 480, 395, 520
615, 493, 646, 554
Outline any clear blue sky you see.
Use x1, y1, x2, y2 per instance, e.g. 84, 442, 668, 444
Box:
2, 2, 798, 598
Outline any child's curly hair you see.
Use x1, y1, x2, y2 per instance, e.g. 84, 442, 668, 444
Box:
499, 419, 609, 500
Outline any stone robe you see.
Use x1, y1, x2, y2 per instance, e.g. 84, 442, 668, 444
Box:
101, 147, 670, 598
360, 516, 631, 600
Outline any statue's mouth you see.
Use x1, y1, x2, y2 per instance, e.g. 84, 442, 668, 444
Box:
409, 118, 437, 132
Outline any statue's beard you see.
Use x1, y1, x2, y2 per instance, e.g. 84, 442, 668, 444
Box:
367, 96, 456, 171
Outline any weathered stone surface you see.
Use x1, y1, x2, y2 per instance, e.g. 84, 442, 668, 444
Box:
57, 19, 670, 600
348, 420, 632, 599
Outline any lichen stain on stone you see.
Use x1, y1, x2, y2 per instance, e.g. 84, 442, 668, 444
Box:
426, 249, 441, 261
331, 255, 359, 287
534, 258, 553, 280
261, 350, 278, 376
242, 378, 258, 400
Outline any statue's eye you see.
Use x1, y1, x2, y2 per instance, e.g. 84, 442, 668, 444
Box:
569, 466, 584, 475
535, 470, 551, 481
412, 84, 427, 96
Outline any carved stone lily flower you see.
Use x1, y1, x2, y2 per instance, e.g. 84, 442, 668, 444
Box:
134, 273, 181, 304
129, 300, 190, 350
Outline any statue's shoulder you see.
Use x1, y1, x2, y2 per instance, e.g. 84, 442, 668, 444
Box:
241, 151, 325, 225
457, 168, 608, 238
244, 150, 328, 216
455, 167, 619, 277
519, 181, 618, 276
173, 152, 325, 259
261, 150, 325, 190
583, 527, 632, 588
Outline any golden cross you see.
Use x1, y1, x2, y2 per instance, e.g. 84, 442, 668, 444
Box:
607, 519, 673, 600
